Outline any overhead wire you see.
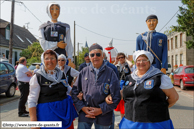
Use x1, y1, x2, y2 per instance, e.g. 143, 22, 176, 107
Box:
76, 24, 135, 42
20, 2, 42, 24
159, 4, 184, 32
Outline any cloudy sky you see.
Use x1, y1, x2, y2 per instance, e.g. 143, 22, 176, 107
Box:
1, 0, 182, 55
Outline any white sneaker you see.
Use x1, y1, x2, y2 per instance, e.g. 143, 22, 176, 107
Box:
115, 122, 120, 127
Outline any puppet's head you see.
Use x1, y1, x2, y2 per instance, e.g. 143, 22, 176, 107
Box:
47, 3, 60, 22
146, 14, 158, 31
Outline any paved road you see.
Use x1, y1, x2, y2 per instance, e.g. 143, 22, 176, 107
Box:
0, 87, 193, 129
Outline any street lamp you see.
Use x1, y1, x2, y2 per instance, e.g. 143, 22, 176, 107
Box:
77, 42, 83, 68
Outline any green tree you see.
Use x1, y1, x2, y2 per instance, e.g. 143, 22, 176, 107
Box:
78, 47, 89, 66
173, 0, 194, 49
164, 26, 176, 35
20, 42, 44, 66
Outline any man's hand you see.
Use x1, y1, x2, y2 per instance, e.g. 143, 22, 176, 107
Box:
26, 71, 32, 77
161, 68, 166, 74
81, 107, 95, 118
57, 41, 67, 49
89, 107, 103, 116
105, 94, 113, 104
77, 92, 83, 100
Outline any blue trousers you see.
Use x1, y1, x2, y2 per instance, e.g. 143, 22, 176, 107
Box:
78, 122, 109, 129
109, 111, 115, 129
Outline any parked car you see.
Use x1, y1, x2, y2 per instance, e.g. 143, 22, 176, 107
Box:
166, 64, 172, 75
0, 62, 17, 97
28, 63, 41, 72
0, 57, 9, 63
173, 65, 194, 90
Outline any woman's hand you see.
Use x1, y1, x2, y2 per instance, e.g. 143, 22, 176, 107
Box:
105, 94, 113, 104
29, 107, 39, 129
162, 87, 179, 108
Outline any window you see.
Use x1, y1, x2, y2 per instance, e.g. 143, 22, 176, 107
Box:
171, 38, 173, 49
0, 63, 8, 75
185, 67, 194, 73
171, 55, 174, 67
6, 64, 14, 73
168, 56, 170, 63
6, 29, 10, 40
178, 67, 183, 74
26, 38, 32, 44
175, 36, 177, 48
6, 50, 9, 59
180, 33, 183, 47
180, 54, 183, 65
175, 55, 178, 65
16, 35, 24, 42
174, 68, 179, 74
168, 40, 169, 50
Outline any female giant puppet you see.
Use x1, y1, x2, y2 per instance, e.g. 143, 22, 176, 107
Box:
39, 2, 74, 67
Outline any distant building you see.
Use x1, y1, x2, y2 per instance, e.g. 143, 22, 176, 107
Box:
0, 19, 37, 65
167, 31, 194, 68
85, 41, 89, 48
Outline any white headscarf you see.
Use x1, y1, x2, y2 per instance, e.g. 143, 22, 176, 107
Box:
131, 50, 162, 89
133, 50, 154, 64
37, 50, 62, 88
46, 2, 60, 20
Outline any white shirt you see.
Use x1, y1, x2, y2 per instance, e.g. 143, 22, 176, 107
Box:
134, 71, 173, 89
16, 64, 31, 82
39, 22, 74, 61
28, 74, 72, 108
69, 68, 79, 77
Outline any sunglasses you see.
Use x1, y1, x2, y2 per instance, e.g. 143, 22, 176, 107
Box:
90, 53, 101, 57
58, 59, 65, 61
118, 57, 124, 59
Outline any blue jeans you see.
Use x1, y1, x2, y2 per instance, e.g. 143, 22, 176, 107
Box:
109, 111, 115, 129
78, 122, 110, 129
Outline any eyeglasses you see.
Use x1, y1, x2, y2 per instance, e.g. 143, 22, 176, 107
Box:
147, 19, 157, 23
118, 57, 124, 59
90, 53, 101, 57
58, 59, 65, 61
136, 59, 149, 63
44, 57, 56, 61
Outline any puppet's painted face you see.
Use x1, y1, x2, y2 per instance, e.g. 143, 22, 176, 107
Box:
146, 19, 158, 30
50, 5, 60, 20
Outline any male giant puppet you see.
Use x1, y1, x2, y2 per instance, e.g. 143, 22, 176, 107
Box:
39, 2, 74, 67
136, 15, 168, 74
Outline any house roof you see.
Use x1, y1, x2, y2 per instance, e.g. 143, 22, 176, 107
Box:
0, 19, 37, 49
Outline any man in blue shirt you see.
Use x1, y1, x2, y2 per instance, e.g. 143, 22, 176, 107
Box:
78, 53, 90, 71
136, 14, 168, 74
72, 43, 121, 129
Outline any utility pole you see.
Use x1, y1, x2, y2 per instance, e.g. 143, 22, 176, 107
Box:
77, 42, 83, 68
74, 21, 76, 65
9, 0, 15, 64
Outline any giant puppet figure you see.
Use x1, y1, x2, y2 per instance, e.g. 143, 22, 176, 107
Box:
136, 15, 168, 74
39, 2, 74, 67
104, 39, 118, 63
